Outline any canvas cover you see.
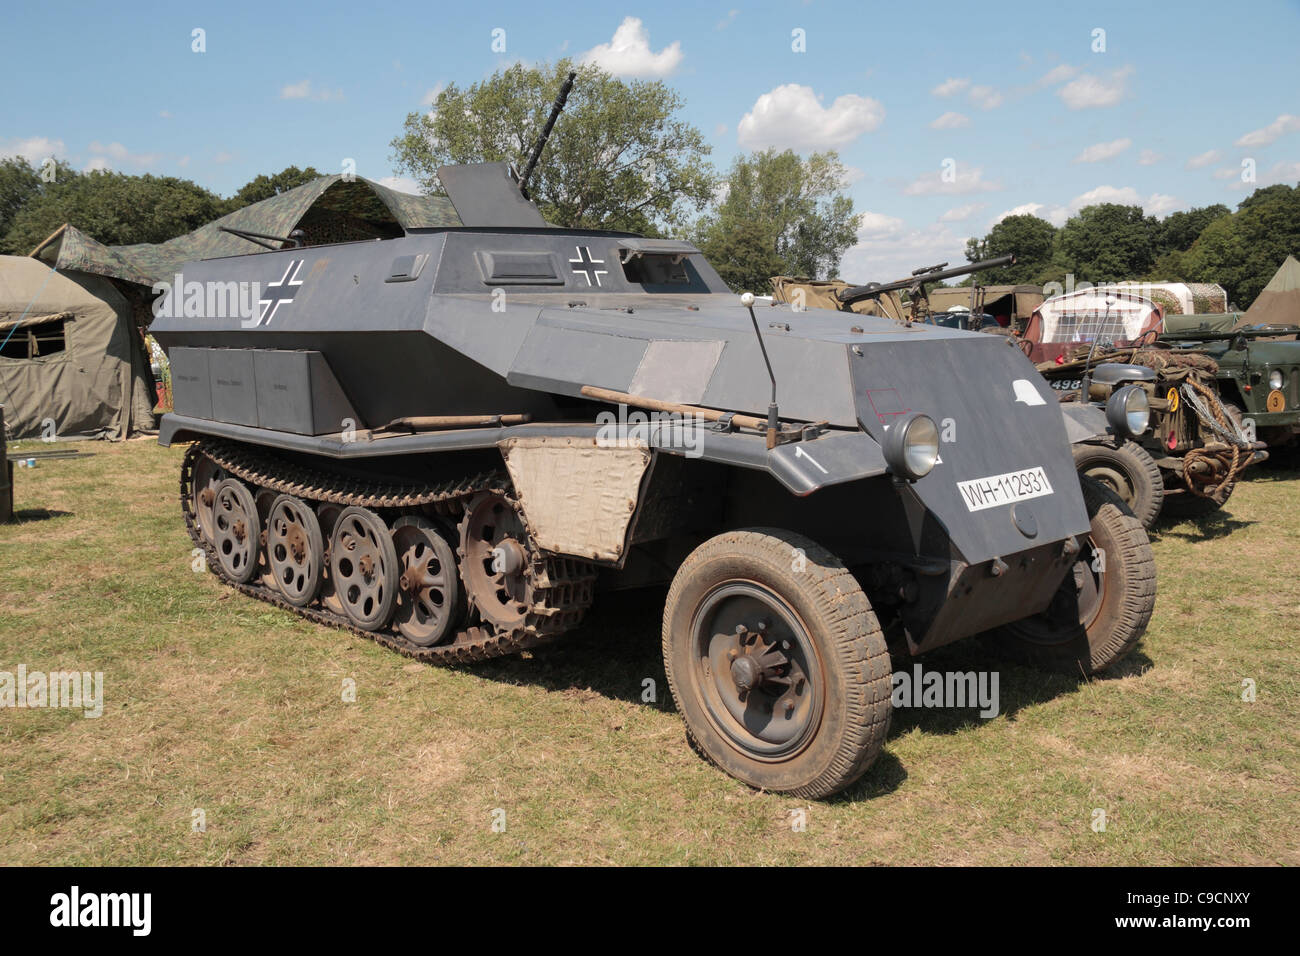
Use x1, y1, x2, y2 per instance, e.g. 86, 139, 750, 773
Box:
928, 284, 1044, 323
1237, 256, 1300, 334
30, 175, 461, 287
1024, 290, 1163, 363
769, 276, 905, 319
0, 256, 155, 440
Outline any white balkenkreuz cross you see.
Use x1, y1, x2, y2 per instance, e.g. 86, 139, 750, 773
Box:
256, 259, 305, 326
568, 245, 607, 287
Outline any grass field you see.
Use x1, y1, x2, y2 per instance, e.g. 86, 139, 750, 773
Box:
1, 437, 1297, 865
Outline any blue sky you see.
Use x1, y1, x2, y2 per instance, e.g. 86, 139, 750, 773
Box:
2, 0, 1297, 278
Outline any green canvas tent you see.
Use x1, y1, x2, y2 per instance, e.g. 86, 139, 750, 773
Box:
0, 256, 156, 440
29, 175, 461, 287
1236, 255, 1300, 332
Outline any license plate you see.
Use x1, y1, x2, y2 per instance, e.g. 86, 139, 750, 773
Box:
957, 466, 1054, 512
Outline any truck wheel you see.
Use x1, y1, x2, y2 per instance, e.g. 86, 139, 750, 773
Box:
1071, 440, 1164, 529
662, 528, 892, 798
988, 477, 1155, 676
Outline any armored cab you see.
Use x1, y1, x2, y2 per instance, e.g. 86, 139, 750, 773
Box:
153, 163, 1156, 798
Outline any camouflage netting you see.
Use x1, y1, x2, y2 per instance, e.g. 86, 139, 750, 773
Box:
30, 175, 461, 289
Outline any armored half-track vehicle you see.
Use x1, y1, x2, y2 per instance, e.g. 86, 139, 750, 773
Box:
152, 161, 1159, 798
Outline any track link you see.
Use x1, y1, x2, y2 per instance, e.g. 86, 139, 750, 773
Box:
181, 439, 596, 664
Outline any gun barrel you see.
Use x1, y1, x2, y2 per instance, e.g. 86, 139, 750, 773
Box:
519, 70, 577, 197
837, 254, 1016, 304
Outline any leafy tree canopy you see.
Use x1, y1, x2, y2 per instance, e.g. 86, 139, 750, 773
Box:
696, 149, 861, 291
964, 214, 1058, 284
390, 60, 716, 235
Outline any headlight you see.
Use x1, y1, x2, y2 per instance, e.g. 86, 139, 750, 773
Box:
1269, 369, 1284, 391
1106, 385, 1150, 439
883, 412, 939, 481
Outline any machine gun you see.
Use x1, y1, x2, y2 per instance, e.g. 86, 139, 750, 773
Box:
518, 70, 577, 200
837, 254, 1016, 325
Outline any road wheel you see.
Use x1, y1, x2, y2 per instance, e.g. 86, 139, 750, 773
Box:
330, 506, 399, 631
211, 478, 261, 584
662, 528, 892, 799
988, 476, 1155, 675
1071, 440, 1164, 529
392, 515, 464, 646
267, 494, 325, 607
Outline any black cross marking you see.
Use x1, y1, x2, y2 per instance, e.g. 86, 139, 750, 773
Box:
568, 245, 607, 287
256, 259, 305, 326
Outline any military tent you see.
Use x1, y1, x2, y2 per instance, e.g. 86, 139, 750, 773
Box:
1236, 255, 1300, 331
0, 256, 156, 440
29, 175, 461, 287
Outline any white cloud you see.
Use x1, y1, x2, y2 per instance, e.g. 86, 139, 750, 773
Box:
716, 9, 738, 30
1065, 186, 1183, 215
213, 151, 236, 164
1069, 185, 1141, 209
1235, 114, 1300, 148
376, 175, 422, 195
420, 84, 445, 107
929, 111, 970, 129
159, 110, 172, 119
737, 84, 884, 150
1213, 166, 1239, 180
991, 203, 1066, 227
1073, 138, 1132, 163
842, 165, 866, 184
580, 17, 682, 77
1229, 159, 1300, 191
1185, 149, 1220, 170
713, 122, 727, 138
931, 77, 970, 97
83, 157, 111, 172
1058, 66, 1133, 110
840, 221, 971, 286
857, 211, 905, 239
0, 136, 66, 165
903, 164, 1001, 196
89, 140, 160, 167
1038, 64, 1079, 86
967, 85, 1002, 110
940, 203, 985, 222
280, 79, 343, 102
1138, 149, 1162, 166
1145, 193, 1183, 216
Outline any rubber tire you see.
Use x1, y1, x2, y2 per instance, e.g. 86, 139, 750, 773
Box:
1072, 440, 1164, 530
988, 476, 1156, 676
662, 528, 892, 799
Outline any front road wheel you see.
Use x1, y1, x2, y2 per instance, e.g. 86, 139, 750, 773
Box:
987, 476, 1156, 676
662, 528, 892, 799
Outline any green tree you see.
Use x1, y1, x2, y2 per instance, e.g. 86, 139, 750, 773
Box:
0, 157, 78, 254
963, 213, 1057, 284
3, 170, 225, 253
1153, 204, 1230, 256
1182, 183, 1300, 307
390, 60, 716, 234
696, 149, 860, 291
224, 165, 322, 212
1057, 203, 1158, 282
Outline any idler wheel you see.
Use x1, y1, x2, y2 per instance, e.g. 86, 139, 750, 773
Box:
267, 494, 325, 607
211, 478, 261, 584
329, 506, 398, 631
458, 493, 535, 631
391, 515, 464, 646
